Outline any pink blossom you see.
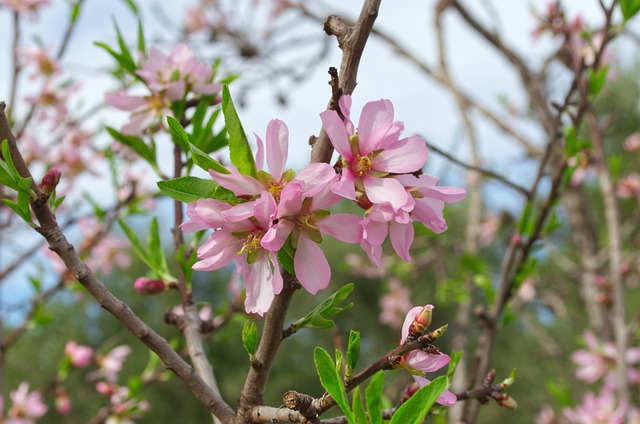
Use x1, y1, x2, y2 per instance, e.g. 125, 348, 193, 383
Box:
8, 383, 48, 420
0, 0, 49, 15
171, 305, 213, 322
261, 180, 362, 294
572, 331, 640, 384
379, 278, 412, 329
624, 133, 640, 152
54, 389, 71, 415
321, 95, 428, 212
18, 46, 60, 79
65, 341, 94, 368
209, 119, 335, 202
90, 345, 132, 383
105, 89, 182, 135
615, 173, 640, 201
184, 5, 212, 35
24, 80, 79, 122
360, 173, 466, 265
562, 384, 631, 424
400, 305, 457, 406
183, 193, 283, 315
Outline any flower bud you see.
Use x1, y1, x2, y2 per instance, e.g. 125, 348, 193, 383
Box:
497, 394, 518, 410
408, 305, 433, 339
40, 168, 61, 196
55, 388, 72, 415
134, 277, 167, 295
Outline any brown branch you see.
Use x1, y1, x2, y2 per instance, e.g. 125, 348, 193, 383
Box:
0, 102, 236, 423
310, 0, 382, 164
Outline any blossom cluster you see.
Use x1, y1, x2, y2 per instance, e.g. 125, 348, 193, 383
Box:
183, 96, 466, 315
106, 44, 221, 136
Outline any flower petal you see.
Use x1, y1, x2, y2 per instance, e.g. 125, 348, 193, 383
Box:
374, 136, 427, 174
266, 119, 288, 180
363, 175, 409, 211
390, 221, 414, 262
294, 233, 331, 294
320, 110, 353, 159
317, 214, 362, 243
209, 169, 263, 196
358, 99, 394, 151
296, 163, 338, 198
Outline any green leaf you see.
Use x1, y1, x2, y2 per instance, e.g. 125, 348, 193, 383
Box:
107, 127, 156, 166
365, 371, 384, 424
620, 0, 640, 21
446, 350, 462, 380
2, 198, 31, 224
119, 0, 139, 14
167, 116, 190, 151
177, 244, 197, 283
221, 85, 256, 177
314, 347, 354, 424
0, 139, 19, 189
352, 388, 368, 424
346, 330, 360, 380
147, 218, 170, 275
473, 274, 495, 305
390, 376, 448, 424
70, 1, 81, 22
277, 239, 295, 274
137, 19, 146, 53
588, 66, 608, 96
290, 284, 354, 333
157, 176, 222, 203
189, 142, 229, 174
242, 321, 258, 359
119, 218, 173, 282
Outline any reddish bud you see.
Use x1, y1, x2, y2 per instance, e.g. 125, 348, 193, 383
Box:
497, 394, 518, 410
511, 234, 522, 246
55, 388, 72, 415
40, 168, 61, 196
134, 277, 167, 295
408, 305, 433, 338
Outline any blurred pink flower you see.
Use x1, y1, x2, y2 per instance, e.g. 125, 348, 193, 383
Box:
77, 218, 131, 276
562, 383, 637, 424
90, 345, 132, 383
321, 95, 428, 212
379, 278, 412, 329
65, 341, 93, 368
24, 80, 79, 123
184, 5, 212, 35
400, 305, 456, 406
54, 388, 71, 415
624, 133, 640, 152
105, 89, 182, 135
0, 0, 49, 15
572, 331, 640, 385
18, 46, 60, 79
615, 173, 640, 201
261, 180, 362, 294
7, 383, 48, 421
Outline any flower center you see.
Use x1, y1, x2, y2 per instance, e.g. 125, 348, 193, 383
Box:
352, 154, 373, 177
238, 232, 263, 256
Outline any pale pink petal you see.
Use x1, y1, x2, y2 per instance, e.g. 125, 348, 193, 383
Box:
255, 133, 265, 171
412, 377, 458, 407
193, 82, 222, 95
362, 219, 388, 245
361, 240, 383, 267
261, 220, 295, 251
390, 221, 414, 262
208, 169, 263, 196
363, 175, 409, 210
165, 80, 186, 100
626, 348, 640, 364
265, 119, 288, 180
296, 163, 338, 197
311, 184, 342, 210
254, 192, 277, 230
320, 110, 353, 159
121, 111, 156, 135
317, 214, 362, 243
412, 198, 447, 233
358, 99, 394, 151
420, 185, 467, 203
193, 247, 238, 271
407, 351, 450, 373
272, 258, 283, 295
373, 136, 427, 173
401, 306, 424, 342
294, 233, 331, 294
239, 254, 275, 316
276, 181, 304, 217
221, 202, 255, 222
105, 92, 147, 111
331, 168, 356, 200
338, 95, 355, 134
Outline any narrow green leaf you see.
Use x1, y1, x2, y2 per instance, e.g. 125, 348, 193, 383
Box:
107, 127, 156, 166
147, 218, 169, 274
314, 347, 354, 424
365, 372, 384, 424
242, 321, 258, 357
1, 139, 20, 180
346, 330, 361, 379
119, 0, 139, 14
176, 244, 196, 283
157, 176, 220, 203
221, 85, 256, 177
189, 142, 229, 174
352, 388, 368, 424
113, 19, 135, 69
2, 199, 31, 224
70, 1, 81, 22
166, 116, 190, 151
446, 350, 463, 380
118, 219, 154, 270
291, 283, 354, 332
335, 349, 343, 377
277, 245, 295, 275
390, 376, 448, 424
137, 19, 146, 53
